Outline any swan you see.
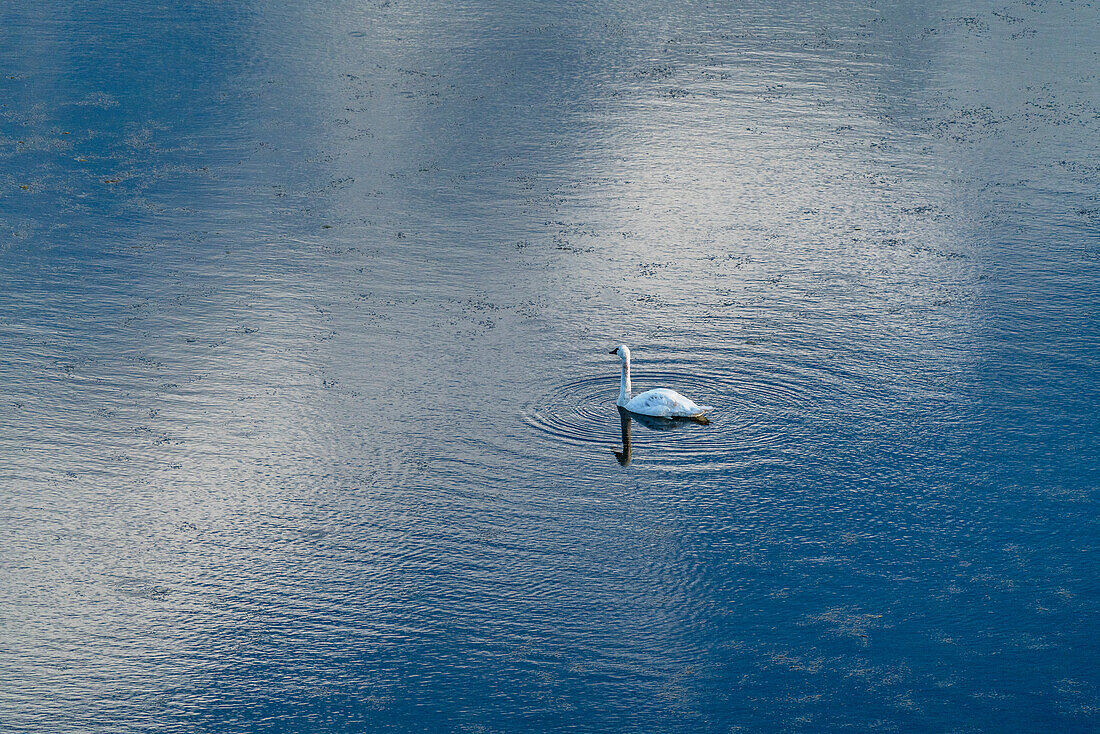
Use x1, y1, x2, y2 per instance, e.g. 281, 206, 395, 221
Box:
609, 345, 713, 423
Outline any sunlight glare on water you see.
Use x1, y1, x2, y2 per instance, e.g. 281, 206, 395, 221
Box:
1, 0, 1097, 731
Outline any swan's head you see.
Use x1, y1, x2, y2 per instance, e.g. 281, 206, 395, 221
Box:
609, 344, 630, 363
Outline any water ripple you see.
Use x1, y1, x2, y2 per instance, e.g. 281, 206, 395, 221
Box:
522, 357, 833, 466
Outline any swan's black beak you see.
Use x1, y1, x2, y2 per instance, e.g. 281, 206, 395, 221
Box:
608, 347, 618, 354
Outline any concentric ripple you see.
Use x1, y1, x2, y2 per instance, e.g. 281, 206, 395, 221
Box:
522, 374, 626, 447
522, 355, 848, 467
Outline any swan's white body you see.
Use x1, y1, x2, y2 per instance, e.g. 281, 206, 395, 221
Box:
611, 345, 713, 419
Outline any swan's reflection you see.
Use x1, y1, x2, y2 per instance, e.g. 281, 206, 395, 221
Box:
613, 406, 697, 466
614, 408, 632, 466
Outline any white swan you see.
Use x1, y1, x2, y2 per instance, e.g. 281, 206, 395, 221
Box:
610, 345, 714, 423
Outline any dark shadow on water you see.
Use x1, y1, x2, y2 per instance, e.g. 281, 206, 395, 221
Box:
614, 408, 632, 466
614, 406, 700, 466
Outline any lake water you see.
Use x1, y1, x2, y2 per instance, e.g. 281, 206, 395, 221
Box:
1, 1, 1098, 731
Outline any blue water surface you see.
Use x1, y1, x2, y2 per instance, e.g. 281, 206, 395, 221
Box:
1, 1, 1097, 731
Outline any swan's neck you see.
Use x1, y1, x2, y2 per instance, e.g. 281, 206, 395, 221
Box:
617, 360, 631, 406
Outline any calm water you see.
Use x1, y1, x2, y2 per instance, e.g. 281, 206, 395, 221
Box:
1, 1, 1098, 731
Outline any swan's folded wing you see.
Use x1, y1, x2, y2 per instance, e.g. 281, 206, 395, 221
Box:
628, 388, 708, 417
